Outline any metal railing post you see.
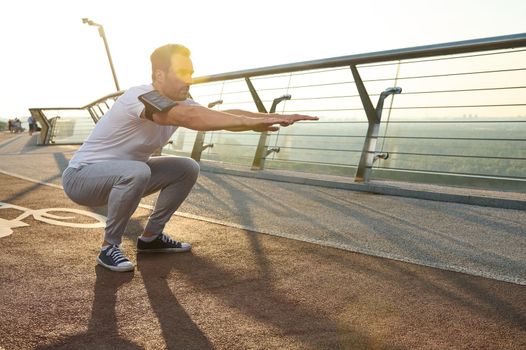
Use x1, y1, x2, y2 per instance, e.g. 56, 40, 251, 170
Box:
48, 116, 60, 144
246, 77, 292, 170
245, 77, 269, 170
251, 95, 291, 170
190, 100, 221, 161
351, 64, 401, 182
245, 77, 268, 114
29, 109, 51, 145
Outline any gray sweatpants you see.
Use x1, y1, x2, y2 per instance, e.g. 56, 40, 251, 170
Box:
62, 156, 200, 245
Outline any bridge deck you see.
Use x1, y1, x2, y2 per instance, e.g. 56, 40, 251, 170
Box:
1, 131, 525, 349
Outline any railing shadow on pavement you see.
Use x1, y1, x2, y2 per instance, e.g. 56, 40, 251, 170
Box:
8, 165, 522, 349
182, 170, 526, 285
0, 153, 69, 204
127, 200, 390, 349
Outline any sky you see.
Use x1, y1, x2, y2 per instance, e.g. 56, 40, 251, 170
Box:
0, 0, 525, 119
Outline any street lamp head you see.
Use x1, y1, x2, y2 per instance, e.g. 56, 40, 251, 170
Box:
82, 18, 98, 26
81, 17, 119, 91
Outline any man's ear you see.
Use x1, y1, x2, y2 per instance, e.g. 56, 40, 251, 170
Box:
154, 69, 165, 83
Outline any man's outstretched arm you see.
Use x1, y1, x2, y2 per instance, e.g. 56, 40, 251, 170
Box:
145, 104, 318, 132
221, 109, 318, 131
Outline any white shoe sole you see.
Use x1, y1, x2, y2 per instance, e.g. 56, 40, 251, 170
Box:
137, 244, 192, 253
97, 257, 135, 272
137, 247, 192, 253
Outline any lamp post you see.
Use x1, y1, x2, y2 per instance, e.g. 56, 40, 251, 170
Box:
82, 18, 120, 91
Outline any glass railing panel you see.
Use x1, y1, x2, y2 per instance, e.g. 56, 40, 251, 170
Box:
40, 109, 93, 144
34, 33, 526, 191
369, 48, 526, 189
163, 128, 198, 156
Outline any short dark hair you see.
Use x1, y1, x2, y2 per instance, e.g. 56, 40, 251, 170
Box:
150, 44, 191, 81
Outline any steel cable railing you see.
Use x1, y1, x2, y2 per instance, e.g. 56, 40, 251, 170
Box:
29, 91, 123, 144
31, 33, 526, 191
181, 34, 526, 190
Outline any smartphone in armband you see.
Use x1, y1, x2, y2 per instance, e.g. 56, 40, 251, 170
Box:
138, 90, 178, 121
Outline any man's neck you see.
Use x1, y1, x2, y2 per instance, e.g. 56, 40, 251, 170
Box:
152, 81, 162, 93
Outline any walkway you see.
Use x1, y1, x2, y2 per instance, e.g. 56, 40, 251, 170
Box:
1, 131, 525, 349
1, 132, 524, 285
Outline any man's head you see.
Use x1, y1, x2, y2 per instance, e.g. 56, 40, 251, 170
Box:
150, 44, 194, 101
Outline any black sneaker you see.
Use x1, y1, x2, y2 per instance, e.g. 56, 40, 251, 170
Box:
97, 245, 134, 272
137, 233, 192, 253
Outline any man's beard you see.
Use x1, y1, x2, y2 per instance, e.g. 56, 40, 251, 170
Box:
174, 88, 189, 101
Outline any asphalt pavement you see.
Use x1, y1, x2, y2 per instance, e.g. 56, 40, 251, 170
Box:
1, 131, 526, 349
1, 132, 525, 285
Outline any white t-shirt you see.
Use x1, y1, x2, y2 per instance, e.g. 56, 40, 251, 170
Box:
68, 84, 197, 168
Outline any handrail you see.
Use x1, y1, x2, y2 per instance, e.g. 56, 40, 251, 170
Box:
30, 91, 125, 111
81, 90, 124, 109
29, 91, 124, 144
193, 33, 526, 84
184, 32, 526, 189
29, 32, 526, 191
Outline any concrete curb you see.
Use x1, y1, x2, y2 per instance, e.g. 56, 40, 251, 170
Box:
200, 163, 526, 210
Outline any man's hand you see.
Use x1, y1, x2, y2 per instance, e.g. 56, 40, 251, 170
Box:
275, 114, 319, 126
157, 104, 319, 132
223, 109, 319, 127
246, 114, 319, 132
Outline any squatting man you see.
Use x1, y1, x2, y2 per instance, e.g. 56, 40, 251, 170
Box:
62, 44, 318, 272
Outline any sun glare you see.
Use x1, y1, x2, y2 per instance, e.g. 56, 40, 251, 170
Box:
0, 0, 525, 118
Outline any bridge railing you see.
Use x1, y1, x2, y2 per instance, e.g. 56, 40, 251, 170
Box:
29, 91, 123, 145
30, 33, 526, 191
162, 33, 526, 191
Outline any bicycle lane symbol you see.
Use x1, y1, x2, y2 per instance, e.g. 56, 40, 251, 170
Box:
0, 201, 106, 238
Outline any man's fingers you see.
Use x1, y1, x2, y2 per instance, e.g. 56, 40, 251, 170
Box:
256, 114, 317, 131
282, 114, 319, 122
293, 115, 319, 121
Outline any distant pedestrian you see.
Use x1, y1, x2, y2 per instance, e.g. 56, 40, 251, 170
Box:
13, 118, 22, 133
7, 119, 13, 133
28, 116, 36, 136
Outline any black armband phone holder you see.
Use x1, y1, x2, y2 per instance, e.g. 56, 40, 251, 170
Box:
138, 90, 178, 121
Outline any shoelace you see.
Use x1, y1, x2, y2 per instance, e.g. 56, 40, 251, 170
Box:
160, 234, 181, 247
107, 245, 129, 264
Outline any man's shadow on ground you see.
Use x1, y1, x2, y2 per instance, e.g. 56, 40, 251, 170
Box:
136, 253, 214, 350
36, 217, 213, 350
35, 266, 142, 350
